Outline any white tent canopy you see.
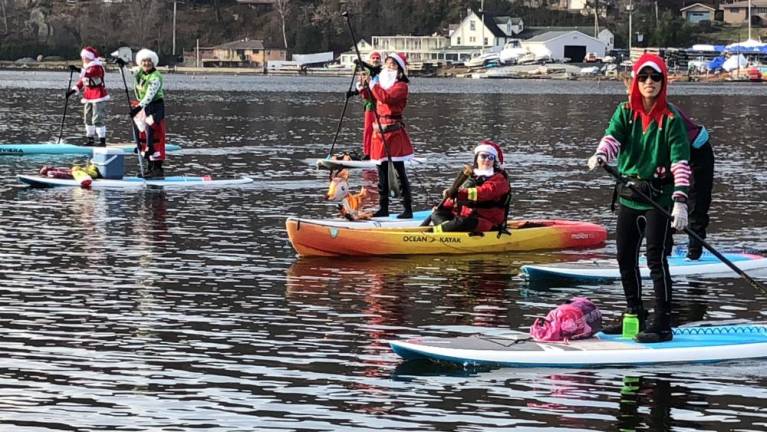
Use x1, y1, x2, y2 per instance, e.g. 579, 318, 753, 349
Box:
722, 54, 748, 72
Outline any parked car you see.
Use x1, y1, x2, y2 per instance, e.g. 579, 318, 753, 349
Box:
584, 52, 600, 63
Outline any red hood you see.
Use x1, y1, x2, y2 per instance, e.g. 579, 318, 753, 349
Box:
629, 53, 671, 131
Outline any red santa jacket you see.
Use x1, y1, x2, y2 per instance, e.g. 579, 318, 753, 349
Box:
442, 170, 510, 232
369, 81, 413, 162
75, 59, 110, 103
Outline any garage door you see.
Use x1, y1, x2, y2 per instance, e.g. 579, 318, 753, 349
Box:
564, 45, 587, 62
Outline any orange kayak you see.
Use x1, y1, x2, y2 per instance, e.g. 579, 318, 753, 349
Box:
286, 218, 607, 257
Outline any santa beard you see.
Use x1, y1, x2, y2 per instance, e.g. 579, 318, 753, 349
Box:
379, 69, 398, 89
473, 167, 494, 177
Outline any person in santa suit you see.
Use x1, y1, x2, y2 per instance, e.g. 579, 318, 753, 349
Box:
360, 52, 414, 219
66, 46, 110, 146
431, 140, 511, 233
347, 50, 383, 160
129, 48, 167, 179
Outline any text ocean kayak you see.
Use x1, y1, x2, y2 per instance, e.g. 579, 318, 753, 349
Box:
285, 218, 607, 256
389, 323, 767, 368
0, 143, 182, 156
521, 250, 767, 281
18, 174, 253, 189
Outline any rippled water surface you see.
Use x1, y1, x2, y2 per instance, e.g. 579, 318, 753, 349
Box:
1, 70, 766, 431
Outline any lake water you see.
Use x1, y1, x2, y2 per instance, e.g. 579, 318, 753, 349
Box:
0, 70, 766, 431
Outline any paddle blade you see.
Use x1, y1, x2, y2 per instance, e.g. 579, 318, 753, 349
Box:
387, 161, 401, 198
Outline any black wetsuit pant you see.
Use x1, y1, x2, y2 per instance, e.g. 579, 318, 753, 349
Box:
376, 161, 411, 211
616, 204, 673, 316
687, 141, 714, 255
431, 207, 479, 232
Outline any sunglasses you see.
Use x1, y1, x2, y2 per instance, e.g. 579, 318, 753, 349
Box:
478, 153, 496, 161
636, 72, 663, 83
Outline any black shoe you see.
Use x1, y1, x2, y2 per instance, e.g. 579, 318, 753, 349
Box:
602, 308, 647, 335
372, 209, 389, 218
98, 138, 106, 147
635, 312, 672, 343
86, 137, 95, 146
397, 209, 413, 219
686, 247, 702, 260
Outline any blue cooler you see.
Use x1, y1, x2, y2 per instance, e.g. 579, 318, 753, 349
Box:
92, 147, 125, 179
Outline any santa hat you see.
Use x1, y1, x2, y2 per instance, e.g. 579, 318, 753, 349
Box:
474, 139, 503, 165
387, 52, 408, 76
135, 48, 159, 67
80, 46, 99, 61
369, 51, 381, 61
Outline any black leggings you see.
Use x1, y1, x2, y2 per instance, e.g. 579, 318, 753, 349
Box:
376, 161, 411, 206
616, 204, 673, 314
688, 142, 714, 251
430, 207, 479, 232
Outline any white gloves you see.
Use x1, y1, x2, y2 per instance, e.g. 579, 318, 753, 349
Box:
671, 201, 688, 231
587, 153, 606, 171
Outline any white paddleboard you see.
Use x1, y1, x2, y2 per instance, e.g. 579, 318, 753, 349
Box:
520, 250, 767, 281
311, 157, 427, 170
390, 323, 767, 368
18, 174, 253, 189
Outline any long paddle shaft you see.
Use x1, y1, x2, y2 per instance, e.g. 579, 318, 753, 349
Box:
117, 63, 145, 177
601, 163, 767, 294
343, 11, 401, 198
420, 166, 472, 227
57, 69, 75, 144
327, 65, 358, 158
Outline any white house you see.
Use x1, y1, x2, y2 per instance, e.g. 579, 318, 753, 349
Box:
450, 8, 524, 49
522, 31, 607, 62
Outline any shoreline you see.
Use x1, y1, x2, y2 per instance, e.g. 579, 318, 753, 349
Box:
0, 60, 759, 83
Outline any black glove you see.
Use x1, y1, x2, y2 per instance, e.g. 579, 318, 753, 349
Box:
114, 58, 127, 67
367, 65, 382, 78
129, 105, 143, 117
65, 89, 77, 98
68, 65, 81, 73
345, 89, 359, 99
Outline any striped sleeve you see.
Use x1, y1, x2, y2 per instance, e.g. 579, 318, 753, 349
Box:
671, 161, 691, 200
595, 135, 622, 163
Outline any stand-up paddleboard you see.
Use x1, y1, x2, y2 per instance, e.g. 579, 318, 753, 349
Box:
390, 323, 767, 368
521, 250, 767, 282
18, 174, 253, 189
0, 143, 182, 156
312, 157, 427, 170
288, 211, 432, 230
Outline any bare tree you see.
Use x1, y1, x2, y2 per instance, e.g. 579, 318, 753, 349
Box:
274, 0, 289, 50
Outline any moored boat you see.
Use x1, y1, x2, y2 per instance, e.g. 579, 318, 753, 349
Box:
285, 218, 607, 257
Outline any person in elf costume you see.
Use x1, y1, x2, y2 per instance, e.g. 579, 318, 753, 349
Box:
432, 140, 511, 234
66, 46, 110, 146
360, 52, 414, 219
621, 78, 715, 261
348, 51, 383, 160
588, 53, 691, 343
129, 48, 166, 179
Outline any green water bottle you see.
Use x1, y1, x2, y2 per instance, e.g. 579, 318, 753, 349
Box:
622, 313, 640, 339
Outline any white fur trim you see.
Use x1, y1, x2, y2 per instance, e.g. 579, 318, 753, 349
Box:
80, 49, 96, 61
81, 95, 111, 104
373, 154, 414, 165
636, 60, 662, 74
135, 49, 159, 66
474, 144, 498, 158
387, 53, 407, 75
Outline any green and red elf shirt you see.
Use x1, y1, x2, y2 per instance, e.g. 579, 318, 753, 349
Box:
596, 53, 690, 210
